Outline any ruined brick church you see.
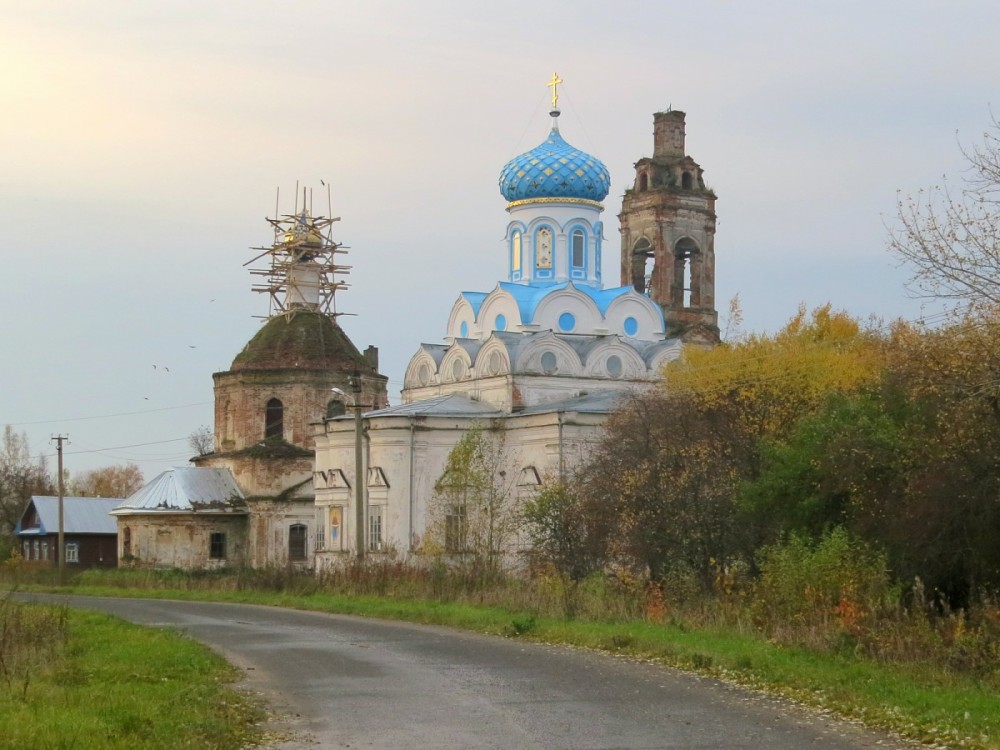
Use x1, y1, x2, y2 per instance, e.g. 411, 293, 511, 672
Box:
112, 201, 389, 568
113, 79, 718, 569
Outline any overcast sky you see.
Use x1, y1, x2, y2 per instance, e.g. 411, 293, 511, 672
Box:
2, 0, 996, 484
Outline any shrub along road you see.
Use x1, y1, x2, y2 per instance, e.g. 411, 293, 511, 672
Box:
28, 594, 919, 750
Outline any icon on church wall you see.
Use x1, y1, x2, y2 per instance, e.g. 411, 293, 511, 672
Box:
536, 227, 553, 269
329, 507, 342, 547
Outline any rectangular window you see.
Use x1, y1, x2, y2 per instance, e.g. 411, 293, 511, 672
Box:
65, 542, 80, 564
368, 506, 383, 552
209, 532, 227, 560
314, 522, 326, 551
445, 505, 467, 553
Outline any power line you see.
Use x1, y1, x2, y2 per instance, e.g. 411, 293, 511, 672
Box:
40, 436, 191, 459
9, 401, 212, 427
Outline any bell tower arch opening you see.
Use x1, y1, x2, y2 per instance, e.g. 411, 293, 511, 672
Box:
630, 237, 654, 294
673, 237, 700, 308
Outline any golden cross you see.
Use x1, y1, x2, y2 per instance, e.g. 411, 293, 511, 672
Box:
547, 72, 563, 110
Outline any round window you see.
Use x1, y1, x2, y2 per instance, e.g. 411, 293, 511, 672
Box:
488, 351, 503, 375
606, 355, 623, 378
540, 351, 558, 374
460, 321, 469, 338
623, 316, 638, 336
452, 359, 465, 381
495, 313, 507, 331
417, 362, 430, 386
558, 312, 576, 332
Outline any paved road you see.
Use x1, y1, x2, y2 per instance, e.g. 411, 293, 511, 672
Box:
34, 595, 912, 749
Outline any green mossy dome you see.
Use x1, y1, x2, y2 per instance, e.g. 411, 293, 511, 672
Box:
231, 311, 370, 372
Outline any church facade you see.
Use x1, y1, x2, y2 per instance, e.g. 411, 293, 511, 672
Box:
312, 85, 717, 567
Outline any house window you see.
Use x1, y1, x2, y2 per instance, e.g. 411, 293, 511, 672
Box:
265, 398, 284, 439
65, 542, 80, 564
368, 506, 383, 552
571, 229, 585, 269
41, 541, 48, 561
445, 505, 467, 553
289, 524, 308, 561
209, 532, 227, 560
123, 527, 132, 557
33, 540, 39, 560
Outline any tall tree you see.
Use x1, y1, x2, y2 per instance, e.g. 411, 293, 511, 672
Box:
0, 427, 55, 552
67, 463, 144, 499
879, 313, 1000, 604
889, 117, 1000, 307
429, 425, 520, 576
579, 391, 753, 587
666, 304, 885, 443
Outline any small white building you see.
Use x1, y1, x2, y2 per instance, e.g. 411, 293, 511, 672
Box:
313, 90, 698, 569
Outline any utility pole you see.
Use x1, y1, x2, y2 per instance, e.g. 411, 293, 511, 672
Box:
51, 435, 68, 585
351, 373, 365, 561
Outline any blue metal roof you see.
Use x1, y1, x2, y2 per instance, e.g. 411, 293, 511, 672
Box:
497, 281, 637, 324
16, 496, 122, 536
460, 291, 489, 317
498, 122, 610, 203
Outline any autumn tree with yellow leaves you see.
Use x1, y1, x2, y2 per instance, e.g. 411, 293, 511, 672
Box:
664, 304, 886, 441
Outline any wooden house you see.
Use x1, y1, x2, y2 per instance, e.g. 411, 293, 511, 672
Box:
15, 496, 121, 569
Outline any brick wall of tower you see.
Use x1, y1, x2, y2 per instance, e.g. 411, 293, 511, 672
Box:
211, 368, 388, 454
653, 110, 686, 158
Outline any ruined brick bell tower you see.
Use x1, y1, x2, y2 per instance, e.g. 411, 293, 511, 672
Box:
619, 110, 719, 343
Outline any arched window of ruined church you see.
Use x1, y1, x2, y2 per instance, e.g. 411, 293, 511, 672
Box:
289, 523, 308, 561
638, 173, 648, 191
630, 237, 654, 294
681, 171, 693, 190
673, 238, 700, 308
326, 399, 346, 419
265, 398, 284, 440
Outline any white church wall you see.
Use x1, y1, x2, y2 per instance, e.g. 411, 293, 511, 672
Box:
312, 408, 611, 569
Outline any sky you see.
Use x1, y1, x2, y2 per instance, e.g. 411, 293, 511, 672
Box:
2, 0, 997, 484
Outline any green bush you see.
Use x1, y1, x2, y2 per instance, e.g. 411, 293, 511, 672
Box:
752, 528, 896, 647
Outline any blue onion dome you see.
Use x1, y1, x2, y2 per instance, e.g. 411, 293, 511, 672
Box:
499, 120, 610, 203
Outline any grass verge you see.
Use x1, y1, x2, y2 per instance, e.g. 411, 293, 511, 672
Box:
0, 602, 263, 750
15, 581, 999, 750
